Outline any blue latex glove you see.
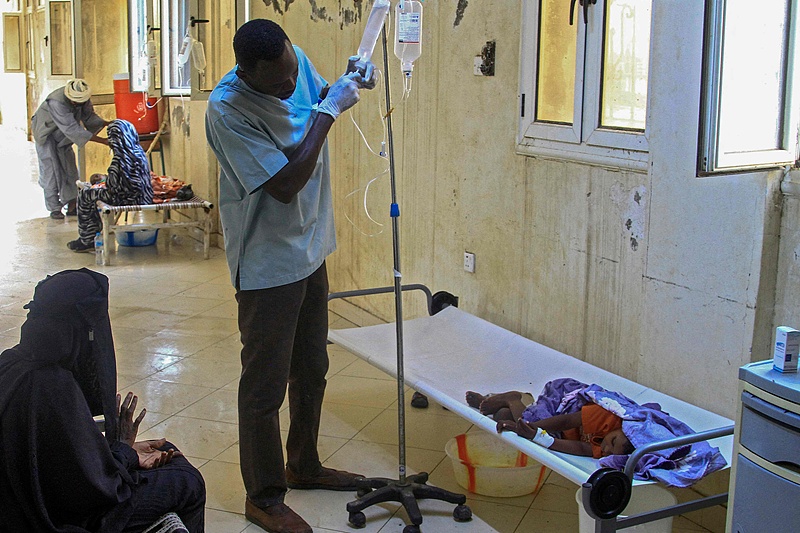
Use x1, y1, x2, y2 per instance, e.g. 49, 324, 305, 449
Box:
317, 71, 362, 119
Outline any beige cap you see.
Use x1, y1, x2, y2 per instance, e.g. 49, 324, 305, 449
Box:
64, 78, 92, 103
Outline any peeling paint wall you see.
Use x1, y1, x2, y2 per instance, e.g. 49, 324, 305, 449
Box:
190, 0, 784, 425
773, 181, 800, 344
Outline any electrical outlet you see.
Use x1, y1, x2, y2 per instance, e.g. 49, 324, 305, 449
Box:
464, 251, 475, 273
473, 57, 483, 76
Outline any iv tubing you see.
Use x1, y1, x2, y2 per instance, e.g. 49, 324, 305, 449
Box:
344, 71, 389, 236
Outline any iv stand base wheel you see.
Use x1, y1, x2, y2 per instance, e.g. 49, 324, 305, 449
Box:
346, 472, 470, 531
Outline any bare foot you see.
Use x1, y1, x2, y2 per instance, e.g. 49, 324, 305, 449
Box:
465, 391, 486, 409
477, 393, 515, 415
466, 391, 524, 415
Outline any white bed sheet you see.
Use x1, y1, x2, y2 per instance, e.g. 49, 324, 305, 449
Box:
328, 306, 734, 486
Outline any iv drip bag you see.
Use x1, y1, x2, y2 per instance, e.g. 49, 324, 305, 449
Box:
357, 0, 391, 63
394, 0, 423, 74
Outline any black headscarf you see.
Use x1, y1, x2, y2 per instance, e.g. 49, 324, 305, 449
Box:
0, 268, 118, 439
106, 119, 154, 205
0, 269, 140, 532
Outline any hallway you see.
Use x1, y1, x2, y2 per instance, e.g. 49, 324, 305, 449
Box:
0, 126, 713, 532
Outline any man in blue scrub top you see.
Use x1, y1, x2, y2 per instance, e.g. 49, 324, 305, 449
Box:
205, 19, 373, 533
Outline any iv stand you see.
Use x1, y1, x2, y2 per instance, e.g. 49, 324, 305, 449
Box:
343, 23, 472, 533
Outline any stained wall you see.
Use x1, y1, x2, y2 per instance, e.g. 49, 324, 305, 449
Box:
194, 0, 784, 421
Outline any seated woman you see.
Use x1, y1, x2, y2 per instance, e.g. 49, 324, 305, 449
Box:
0, 269, 205, 532
67, 119, 154, 252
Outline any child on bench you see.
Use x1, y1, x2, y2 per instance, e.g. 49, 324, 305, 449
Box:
496, 404, 634, 458
467, 381, 634, 458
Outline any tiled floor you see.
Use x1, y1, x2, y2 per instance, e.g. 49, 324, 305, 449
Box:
0, 125, 714, 532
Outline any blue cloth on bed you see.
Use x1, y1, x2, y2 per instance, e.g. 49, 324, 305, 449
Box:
521, 378, 727, 487
520, 377, 587, 424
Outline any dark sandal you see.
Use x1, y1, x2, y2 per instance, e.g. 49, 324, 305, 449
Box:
67, 239, 95, 253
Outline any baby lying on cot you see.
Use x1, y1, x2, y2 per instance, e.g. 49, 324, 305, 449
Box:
466, 388, 634, 458
467, 378, 729, 487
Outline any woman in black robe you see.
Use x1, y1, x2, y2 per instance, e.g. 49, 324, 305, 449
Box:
0, 269, 205, 532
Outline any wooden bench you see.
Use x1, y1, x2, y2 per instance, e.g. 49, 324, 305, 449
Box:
96, 197, 214, 266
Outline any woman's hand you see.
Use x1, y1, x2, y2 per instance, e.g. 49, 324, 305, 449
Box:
132, 438, 182, 469
117, 392, 146, 447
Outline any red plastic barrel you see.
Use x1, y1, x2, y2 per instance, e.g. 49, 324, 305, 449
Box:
113, 73, 159, 134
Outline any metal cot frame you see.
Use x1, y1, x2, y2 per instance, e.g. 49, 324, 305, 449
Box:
327, 285, 734, 533
96, 197, 214, 265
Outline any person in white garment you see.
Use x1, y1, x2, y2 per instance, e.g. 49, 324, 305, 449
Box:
32, 79, 109, 219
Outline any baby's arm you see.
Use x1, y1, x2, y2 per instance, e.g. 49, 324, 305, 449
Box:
497, 411, 593, 456
496, 411, 583, 435
534, 411, 582, 433
548, 437, 592, 456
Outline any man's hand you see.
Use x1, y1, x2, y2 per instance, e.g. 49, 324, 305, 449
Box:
132, 438, 181, 469
346, 56, 378, 90
117, 392, 146, 447
317, 71, 362, 119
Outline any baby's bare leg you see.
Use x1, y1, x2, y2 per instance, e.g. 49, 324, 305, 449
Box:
465, 391, 487, 408
494, 407, 514, 421
465, 391, 526, 416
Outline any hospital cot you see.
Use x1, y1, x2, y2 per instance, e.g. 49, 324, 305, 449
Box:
96, 197, 214, 266
327, 286, 734, 532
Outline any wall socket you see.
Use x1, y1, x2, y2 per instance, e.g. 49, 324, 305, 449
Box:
464, 251, 476, 273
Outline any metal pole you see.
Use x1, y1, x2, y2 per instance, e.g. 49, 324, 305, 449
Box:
379, 22, 407, 485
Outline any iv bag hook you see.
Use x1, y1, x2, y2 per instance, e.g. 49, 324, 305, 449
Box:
569, 0, 597, 26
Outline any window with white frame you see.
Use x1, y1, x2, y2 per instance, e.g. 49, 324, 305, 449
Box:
699, 0, 800, 173
129, 0, 234, 98
161, 0, 190, 96
128, 0, 162, 93
128, 0, 150, 91
518, 0, 652, 171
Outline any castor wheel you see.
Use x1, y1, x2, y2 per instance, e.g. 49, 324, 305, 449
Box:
402, 525, 421, 533
348, 511, 366, 528
356, 486, 372, 497
584, 468, 632, 520
453, 504, 472, 522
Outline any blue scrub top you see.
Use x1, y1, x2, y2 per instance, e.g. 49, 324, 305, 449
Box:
206, 46, 335, 290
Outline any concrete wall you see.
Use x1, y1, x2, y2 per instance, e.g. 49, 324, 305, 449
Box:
231, 0, 787, 421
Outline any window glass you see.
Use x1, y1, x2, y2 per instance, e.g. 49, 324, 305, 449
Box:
82, 0, 126, 95
129, 0, 149, 91
700, 0, 798, 172
49, 0, 72, 76
161, 0, 189, 95
519, 0, 651, 170
193, 0, 235, 94
152, 0, 161, 90
536, 0, 577, 124
3, 14, 24, 72
717, 0, 788, 153
600, 0, 650, 131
